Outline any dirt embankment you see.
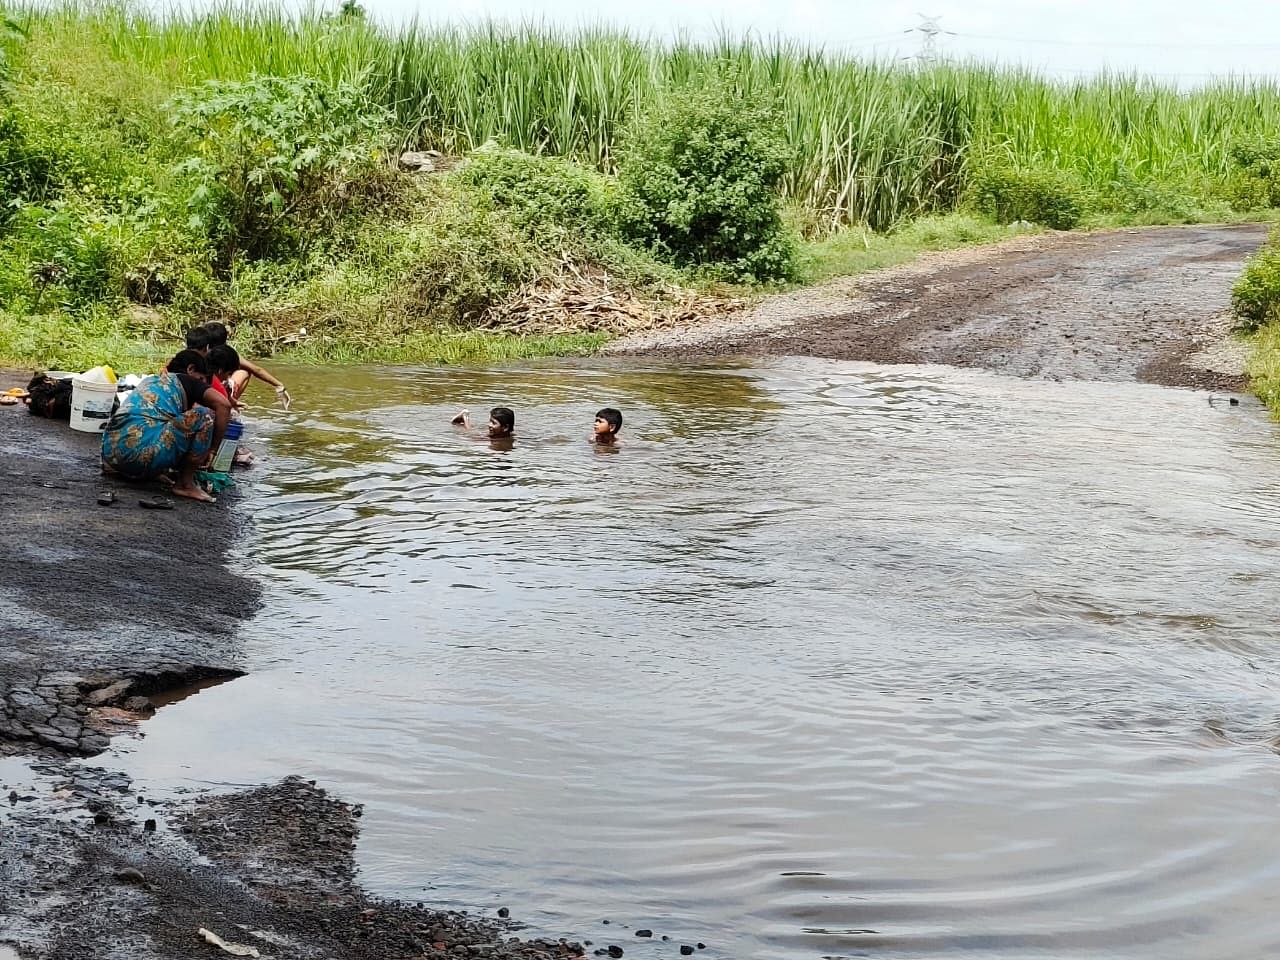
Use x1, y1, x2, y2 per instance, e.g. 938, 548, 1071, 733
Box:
2, 770, 585, 960
0, 397, 257, 757
613, 223, 1269, 391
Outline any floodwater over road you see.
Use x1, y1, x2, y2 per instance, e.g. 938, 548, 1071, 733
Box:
107, 358, 1280, 960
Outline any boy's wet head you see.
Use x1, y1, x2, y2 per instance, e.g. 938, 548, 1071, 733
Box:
201, 321, 230, 347
594, 408, 622, 436
489, 406, 515, 437
184, 326, 213, 355
207, 345, 241, 379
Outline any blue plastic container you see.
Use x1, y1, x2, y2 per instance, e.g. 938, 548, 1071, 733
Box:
209, 419, 244, 472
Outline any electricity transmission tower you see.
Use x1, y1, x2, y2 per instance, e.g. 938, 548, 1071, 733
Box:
910, 14, 953, 65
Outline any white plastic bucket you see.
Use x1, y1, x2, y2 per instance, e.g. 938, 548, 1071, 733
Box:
70, 376, 118, 433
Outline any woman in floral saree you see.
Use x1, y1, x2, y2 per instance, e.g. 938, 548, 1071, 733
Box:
101, 349, 232, 503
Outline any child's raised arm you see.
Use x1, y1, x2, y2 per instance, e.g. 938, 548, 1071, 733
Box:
237, 358, 291, 409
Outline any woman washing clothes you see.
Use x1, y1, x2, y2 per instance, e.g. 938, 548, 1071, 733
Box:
100, 349, 232, 504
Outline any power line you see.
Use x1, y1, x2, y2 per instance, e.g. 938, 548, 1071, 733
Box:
953, 30, 1280, 50
852, 18, 1280, 79
838, 31, 911, 45
1047, 67, 1280, 80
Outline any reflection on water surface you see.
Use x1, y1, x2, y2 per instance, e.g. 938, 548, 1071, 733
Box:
111, 357, 1280, 959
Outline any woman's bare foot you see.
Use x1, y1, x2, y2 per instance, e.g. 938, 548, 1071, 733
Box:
172, 484, 216, 504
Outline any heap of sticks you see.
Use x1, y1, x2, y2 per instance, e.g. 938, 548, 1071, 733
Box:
485, 258, 744, 335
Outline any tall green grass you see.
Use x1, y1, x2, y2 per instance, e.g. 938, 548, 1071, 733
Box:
0, 306, 608, 369
13, 2, 1280, 231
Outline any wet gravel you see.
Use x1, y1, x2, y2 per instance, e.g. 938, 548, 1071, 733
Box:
1, 768, 587, 960
613, 224, 1268, 392
0, 384, 258, 759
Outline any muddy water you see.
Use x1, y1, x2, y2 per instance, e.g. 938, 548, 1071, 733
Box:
107, 358, 1280, 959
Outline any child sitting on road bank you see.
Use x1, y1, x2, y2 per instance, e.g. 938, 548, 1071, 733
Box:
168, 328, 231, 403
184, 326, 214, 355
206, 344, 240, 388
592, 408, 622, 445
205, 344, 254, 468
201, 321, 291, 410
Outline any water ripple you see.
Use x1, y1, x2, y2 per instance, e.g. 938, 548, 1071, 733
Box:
108, 358, 1280, 960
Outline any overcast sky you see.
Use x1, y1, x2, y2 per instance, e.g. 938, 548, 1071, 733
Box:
355, 0, 1280, 84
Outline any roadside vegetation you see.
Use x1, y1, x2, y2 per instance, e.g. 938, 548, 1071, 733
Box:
1234, 226, 1280, 412
3, 2, 1280, 370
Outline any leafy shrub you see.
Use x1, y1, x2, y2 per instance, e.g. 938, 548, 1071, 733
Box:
2, 27, 180, 207
615, 83, 796, 283
969, 164, 1088, 230
0, 24, 52, 218
376, 187, 544, 326
1101, 169, 1229, 224
0, 201, 124, 309
453, 147, 675, 289
1221, 169, 1274, 211
212, 181, 545, 339
456, 148, 613, 241
1226, 139, 1280, 209
169, 75, 392, 268
0, 191, 206, 312
1229, 139, 1280, 172
0, 109, 51, 226
1232, 231, 1280, 331
0, 14, 22, 82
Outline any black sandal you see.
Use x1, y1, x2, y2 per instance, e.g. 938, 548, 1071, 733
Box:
138, 498, 174, 510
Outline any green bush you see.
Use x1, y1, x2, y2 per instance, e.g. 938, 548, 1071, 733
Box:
456, 147, 612, 239
453, 147, 677, 289
1221, 169, 1274, 211
0, 14, 22, 81
1227, 139, 1280, 209
0, 200, 124, 309
1232, 231, 1280, 331
169, 74, 392, 268
0, 109, 51, 226
0, 19, 53, 221
1101, 169, 1229, 224
376, 187, 544, 326
212, 180, 546, 339
615, 83, 796, 283
2, 37, 177, 208
969, 164, 1088, 230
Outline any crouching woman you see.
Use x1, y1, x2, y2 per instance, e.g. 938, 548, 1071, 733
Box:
101, 349, 231, 503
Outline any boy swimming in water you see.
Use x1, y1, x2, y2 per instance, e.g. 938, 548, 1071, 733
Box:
452, 406, 516, 446
592, 407, 622, 445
